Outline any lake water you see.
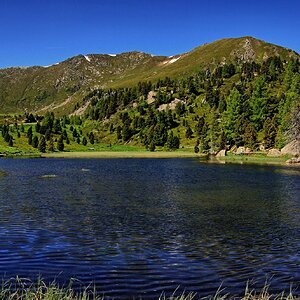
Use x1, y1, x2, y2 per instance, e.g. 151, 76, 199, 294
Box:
0, 158, 300, 298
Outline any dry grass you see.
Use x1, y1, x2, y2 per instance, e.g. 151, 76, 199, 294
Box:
41, 151, 201, 159
0, 279, 298, 300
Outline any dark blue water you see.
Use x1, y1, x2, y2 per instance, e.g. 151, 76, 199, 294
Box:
0, 158, 300, 298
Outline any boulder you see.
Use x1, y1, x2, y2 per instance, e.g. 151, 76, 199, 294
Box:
216, 149, 226, 157
267, 148, 281, 157
259, 144, 265, 151
158, 98, 185, 112
147, 91, 157, 104
281, 140, 300, 156
286, 157, 300, 164
236, 146, 251, 155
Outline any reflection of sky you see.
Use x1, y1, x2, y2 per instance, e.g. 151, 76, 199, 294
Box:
0, 159, 300, 297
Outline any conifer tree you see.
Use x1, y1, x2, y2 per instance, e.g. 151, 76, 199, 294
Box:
263, 117, 277, 149
48, 137, 55, 152
38, 136, 46, 153
223, 88, 243, 144
243, 122, 257, 149
82, 137, 87, 146
57, 136, 64, 151
8, 135, 13, 147
250, 76, 269, 131
185, 126, 193, 139
32, 136, 39, 148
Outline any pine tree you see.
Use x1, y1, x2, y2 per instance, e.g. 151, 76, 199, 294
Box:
149, 142, 156, 152
57, 136, 64, 151
250, 76, 269, 131
89, 132, 95, 144
116, 126, 122, 140
223, 88, 244, 144
20, 124, 24, 133
4, 131, 10, 143
82, 137, 87, 146
218, 130, 227, 151
185, 126, 193, 139
8, 135, 13, 147
27, 126, 33, 138
32, 136, 39, 148
243, 122, 257, 149
122, 123, 132, 142
286, 100, 300, 142
48, 137, 55, 152
263, 117, 277, 149
35, 122, 41, 133
38, 136, 46, 153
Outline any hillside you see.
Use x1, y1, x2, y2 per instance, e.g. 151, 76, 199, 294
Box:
0, 36, 300, 157
0, 36, 298, 114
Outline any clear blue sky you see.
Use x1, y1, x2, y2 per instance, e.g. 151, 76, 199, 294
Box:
0, 0, 299, 68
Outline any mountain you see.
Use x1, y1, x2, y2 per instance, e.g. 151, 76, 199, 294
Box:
0, 36, 298, 114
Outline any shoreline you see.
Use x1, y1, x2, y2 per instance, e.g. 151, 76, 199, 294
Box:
40, 151, 203, 159
207, 154, 295, 166
1, 150, 299, 166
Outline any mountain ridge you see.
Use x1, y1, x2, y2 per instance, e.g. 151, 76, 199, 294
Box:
1, 36, 298, 71
0, 36, 299, 114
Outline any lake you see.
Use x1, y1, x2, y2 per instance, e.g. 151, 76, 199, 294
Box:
0, 158, 299, 298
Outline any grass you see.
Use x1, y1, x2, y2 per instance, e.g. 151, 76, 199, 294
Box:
210, 153, 292, 166
0, 279, 298, 300
41, 150, 201, 158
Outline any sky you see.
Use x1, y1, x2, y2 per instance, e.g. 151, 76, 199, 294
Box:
0, 0, 299, 68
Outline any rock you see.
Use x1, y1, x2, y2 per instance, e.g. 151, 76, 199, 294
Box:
286, 157, 300, 164
147, 91, 157, 104
281, 140, 300, 156
236, 146, 252, 155
267, 148, 281, 157
259, 144, 265, 151
230, 145, 237, 153
216, 149, 226, 157
236, 147, 244, 154
158, 104, 168, 111
169, 98, 185, 110
158, 98, 185, 112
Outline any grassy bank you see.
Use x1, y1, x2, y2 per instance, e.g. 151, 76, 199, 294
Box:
209, 153, 293, 166
0, 279, 297, 300
41, 150, 202, 159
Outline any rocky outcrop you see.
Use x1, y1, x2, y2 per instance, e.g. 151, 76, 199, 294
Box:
216, 149, 226, 157
286, 157, 300, 164
267, 148, 281, 157
281, 140, 300, 156
236, 147, 252, 155
158, 98, 185, 111
231, 39, 255, 63
147, 91, 157, 104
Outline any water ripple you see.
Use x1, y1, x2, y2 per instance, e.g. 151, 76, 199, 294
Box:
0, 158, 299, 298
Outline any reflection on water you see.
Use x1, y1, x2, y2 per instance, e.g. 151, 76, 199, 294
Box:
0, 158, 299, 298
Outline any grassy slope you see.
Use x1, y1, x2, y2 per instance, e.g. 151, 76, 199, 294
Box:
0, 37, 299, 114
108, 36, 299, 88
